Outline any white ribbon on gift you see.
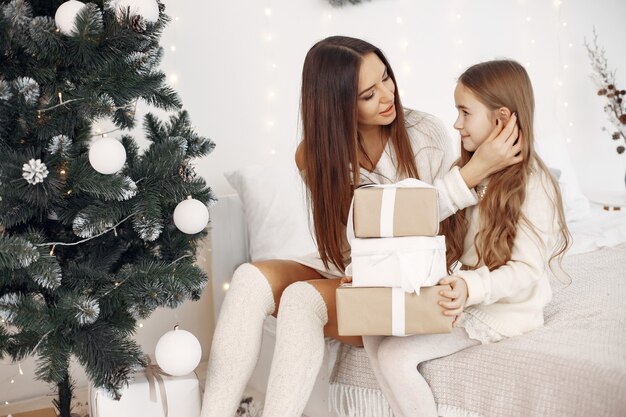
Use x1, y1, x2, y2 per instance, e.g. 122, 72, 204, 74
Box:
347, 178, 436, 244
369, 247, 443, 294
391, 287, 406, 336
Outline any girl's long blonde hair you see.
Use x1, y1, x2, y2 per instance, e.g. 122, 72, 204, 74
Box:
443, 60, 570, 272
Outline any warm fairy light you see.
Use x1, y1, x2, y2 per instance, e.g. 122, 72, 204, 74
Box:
396, 17, 402, 24
457, 39, 463, 45
10, 379, 14, 384
265, 8, 272, 16
223, 282, 230, 291
139, 323, 144, 328
271, 63, 277, 69
563, 64, 569, 69
267, 120, 274, 128
170, 45, 176, 52
60, 169, 66, 175
562, 22, 567, 27
18, 363, 23, 375
563, 102, 569, 107
530, 39, 535, 44
569, 122, 574, 127
266, 34, 273, 41
566, 138, 571, 142
58, 92, 63, 104
327, 14, 332, 19
526, 16, 531, 22
270, 149, 276, 155
169, 73, 179, 83
268, 91, 275, 99
456, 14, 461, 19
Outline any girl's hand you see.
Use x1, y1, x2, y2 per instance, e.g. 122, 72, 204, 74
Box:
438, 275, 469, 326
460, 113, 523, 188
340, 276, 353, 285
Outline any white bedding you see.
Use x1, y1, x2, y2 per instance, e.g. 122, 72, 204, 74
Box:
566, 207, 626, 255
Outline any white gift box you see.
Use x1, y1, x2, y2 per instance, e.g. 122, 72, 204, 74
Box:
349, 235, 447, 294
89, 369, 202, 417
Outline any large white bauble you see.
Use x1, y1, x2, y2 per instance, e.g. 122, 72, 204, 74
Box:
55, 0, 86, 35
173, 198, 209, 234
88, 138, 127, 175
115, 0, 160, 24
155, 328, 202, 376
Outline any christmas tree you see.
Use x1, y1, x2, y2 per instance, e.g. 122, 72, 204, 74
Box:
0, 1, 215, 415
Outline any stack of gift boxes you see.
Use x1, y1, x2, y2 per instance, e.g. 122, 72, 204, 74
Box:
337, 179, 453, 337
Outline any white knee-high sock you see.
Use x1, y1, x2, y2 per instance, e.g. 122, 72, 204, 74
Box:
201, 263, 275, 417
262, 281, 328, 417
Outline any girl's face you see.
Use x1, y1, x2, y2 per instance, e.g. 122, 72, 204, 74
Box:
356, 52, 396, 129
453, 82, 497, 152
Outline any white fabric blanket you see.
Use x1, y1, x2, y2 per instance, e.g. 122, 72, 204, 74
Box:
330, 243, 626, 417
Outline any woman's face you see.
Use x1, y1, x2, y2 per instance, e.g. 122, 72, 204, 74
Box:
453, 82, 497, 152
356, 52, 396, 129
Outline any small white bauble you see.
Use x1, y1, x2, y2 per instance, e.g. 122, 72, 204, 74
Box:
155, 327, 202, 376
55, 0, 86, 35
115, 0, 160, 24
88, 138, 126, 174
173, 197, 209, 234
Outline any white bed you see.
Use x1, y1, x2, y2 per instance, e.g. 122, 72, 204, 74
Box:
209, 163, 626, 417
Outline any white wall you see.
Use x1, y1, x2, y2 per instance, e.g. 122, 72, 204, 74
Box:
160, 0, 625, 195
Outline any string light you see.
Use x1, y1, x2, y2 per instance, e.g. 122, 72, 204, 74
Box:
18, 364, 23, 375
270, 149, 276, 155
138, 323, 144, 328
170, 45, 176, 52
49, 244, 56, 256
169, 73, 179, 84
264, 8, 272, 16
222, 282, 230, 291
396, 17, 402, 24
58, 92, 63, 104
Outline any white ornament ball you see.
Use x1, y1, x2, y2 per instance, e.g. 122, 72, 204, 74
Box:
115, 0, 160, 24
88, 138, 126, 174
155, 328, 202, 376
55, 0, 86, 35
173, 198, 209, 234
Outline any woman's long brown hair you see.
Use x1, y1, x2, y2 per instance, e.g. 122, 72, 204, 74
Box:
300, 36, 418, 272
443, 60, 570, 272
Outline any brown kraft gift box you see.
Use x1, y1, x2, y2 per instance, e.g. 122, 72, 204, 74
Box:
353, 186, 439, 238
336, 284, 453, 336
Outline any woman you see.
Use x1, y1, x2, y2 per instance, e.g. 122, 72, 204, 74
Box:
201, 36, 521, 417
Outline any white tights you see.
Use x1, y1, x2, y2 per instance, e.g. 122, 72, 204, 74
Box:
363, 328, 479, 417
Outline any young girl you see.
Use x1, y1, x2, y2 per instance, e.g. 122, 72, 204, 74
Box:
363, 59, 571, 417
201, 39, 521, 417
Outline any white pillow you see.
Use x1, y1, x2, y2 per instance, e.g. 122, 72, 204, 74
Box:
536, 139, 590, 222
224, 163, 318, 262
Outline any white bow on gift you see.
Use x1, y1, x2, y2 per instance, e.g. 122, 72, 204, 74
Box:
369, 247, 445, 294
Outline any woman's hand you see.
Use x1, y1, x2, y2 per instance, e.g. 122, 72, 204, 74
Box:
438, 275, 469, 326
460, 113, 523, 188
340, 276, 353, 285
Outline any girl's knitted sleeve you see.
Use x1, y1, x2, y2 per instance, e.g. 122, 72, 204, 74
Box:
455, 171, 560, 306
